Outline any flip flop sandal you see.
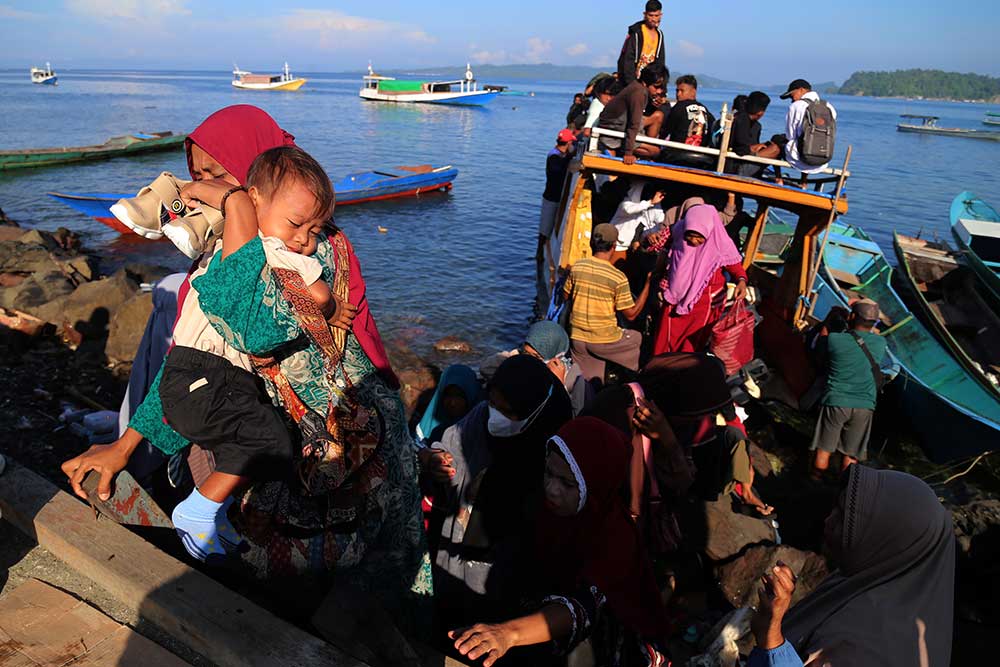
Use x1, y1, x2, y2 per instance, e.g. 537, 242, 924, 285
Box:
111, 171, 191, 239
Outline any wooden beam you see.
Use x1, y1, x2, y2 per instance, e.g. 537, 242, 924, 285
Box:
0, 460, 371, 667
742, 206, 770, 270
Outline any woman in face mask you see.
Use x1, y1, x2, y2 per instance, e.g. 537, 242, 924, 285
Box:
431, 354, 573, 631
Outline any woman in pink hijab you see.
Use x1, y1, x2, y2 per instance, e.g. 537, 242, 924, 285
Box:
653, 204, 748, 354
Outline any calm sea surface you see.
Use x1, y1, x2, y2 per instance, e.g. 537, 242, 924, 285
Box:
1, 69, 999, 357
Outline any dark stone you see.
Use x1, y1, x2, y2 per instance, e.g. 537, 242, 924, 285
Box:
716, 544, 830, 609
105, 292, 154, 363
8, 271, 76, 310
950, 499, 1000, 624
33, 272, 139, 338
433, 336, 473, 354
385, 340, 439, 420
0, 207, 16, 226
118, 263, 174, 287
700, 497, 778, 561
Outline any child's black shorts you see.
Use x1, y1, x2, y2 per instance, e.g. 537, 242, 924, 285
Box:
160, 346, 294, 478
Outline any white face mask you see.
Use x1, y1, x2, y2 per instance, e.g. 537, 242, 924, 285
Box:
487, 385, 553, 438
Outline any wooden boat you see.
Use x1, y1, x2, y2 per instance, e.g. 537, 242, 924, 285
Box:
896, 115, 1000, 141
48, 163, 458, 232
894, 233, 1000, 405
0, 132, 185, 171
30, 63, 57, 85
360, 64, 499, 106
231, 63, 306, 91
984, 112, 1000, 127
950, 191, 1000, 300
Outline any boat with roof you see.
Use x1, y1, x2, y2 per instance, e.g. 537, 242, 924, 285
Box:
30, 63, 57, 85
896, 115, 1000, 140
231, 63, 306, 91
359, 64, 499, 105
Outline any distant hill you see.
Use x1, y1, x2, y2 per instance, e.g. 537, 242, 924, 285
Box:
836, 69, 1000, 101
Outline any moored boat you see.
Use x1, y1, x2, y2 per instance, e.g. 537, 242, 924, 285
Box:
30, 63, 57, 85
360, 64, 499, 106
983, 112, 1000, 126
896, 115, 1000, 140
950, 191, 1000, 300
893, 233, 1000, 404
49, 163, 458, 233
231, 63, 306, 91
0, 132, 186, 171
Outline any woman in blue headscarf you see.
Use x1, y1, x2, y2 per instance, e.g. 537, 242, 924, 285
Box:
415, 364, 482, 446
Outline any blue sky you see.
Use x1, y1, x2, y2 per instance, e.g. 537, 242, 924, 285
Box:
2, 0, 997, 84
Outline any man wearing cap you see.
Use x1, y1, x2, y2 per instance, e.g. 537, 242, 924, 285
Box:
562, 223, 652, 383
772, 79, 837, 173
617, 0, 666, 85
811, 299, 887, 478
538, 128, 577, 258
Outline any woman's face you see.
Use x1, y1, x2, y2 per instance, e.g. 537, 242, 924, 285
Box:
441, 385, 470, 421
823, 491, 847, 561
188, 143, 240, 185
684, 231, 707, 247
488, 387, 520, 420
544, 448, 581, 517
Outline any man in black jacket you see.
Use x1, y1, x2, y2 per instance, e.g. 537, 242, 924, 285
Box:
617, 0, 666, 85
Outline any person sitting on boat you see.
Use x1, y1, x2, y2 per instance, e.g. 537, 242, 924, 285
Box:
617, 0, 667, 86
727, 91, 781, 178
771, 79, 838, 174
652, 204, 749, 355
449, 417, 672, 667
748, 465, 953, 667
810, 299, 887, 479
609, 180, 666, 257
537, 129, 577, 258
566, 93, 589, 129
596, 63, 668, 165
563, 224, 653, 384
659, 74, 716, 168
582, 77, 623, 136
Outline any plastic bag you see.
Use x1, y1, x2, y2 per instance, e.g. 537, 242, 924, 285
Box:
710, 301, 755, 376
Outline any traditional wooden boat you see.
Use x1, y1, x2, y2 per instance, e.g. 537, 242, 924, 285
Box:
30, 63, 57, 85
0, 132, 185, 171
48, 163, 458, 233
894, 233, 1000, 408
360, 64, 499, 105
231, 63, 306, 91
950, 191, 1000, 300
896, 115, 1000, 140
983, 112, 1000, 127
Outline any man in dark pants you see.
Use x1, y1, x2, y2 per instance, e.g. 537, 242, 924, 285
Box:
810, 299, 887, 478
596, 64, 668, 165
617, 0, 666, 85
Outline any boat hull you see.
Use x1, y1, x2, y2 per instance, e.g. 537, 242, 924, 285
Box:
47, 193, 134, 234
897, 124, 1000, 140
232, 78, 306, 91
0, 133, 186, 170
359, 89, 499, 106
950, 191, 1000, 300
32, 76, 57, 85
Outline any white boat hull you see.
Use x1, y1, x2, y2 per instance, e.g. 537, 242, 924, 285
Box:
232, 78, 306, 91
359, 88, 498, 105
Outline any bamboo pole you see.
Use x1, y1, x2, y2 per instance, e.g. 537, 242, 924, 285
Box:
803, 146, 853, 322
715, 104, 732, 173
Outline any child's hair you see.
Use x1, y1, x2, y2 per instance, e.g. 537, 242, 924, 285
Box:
246, 146, 335, 221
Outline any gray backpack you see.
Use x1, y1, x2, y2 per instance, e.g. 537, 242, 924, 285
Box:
799, 99, 836, 166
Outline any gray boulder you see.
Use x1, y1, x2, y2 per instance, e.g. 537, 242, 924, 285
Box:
716, 544, 830, 609
701, 497, 778, 561
105, 291, 154, 363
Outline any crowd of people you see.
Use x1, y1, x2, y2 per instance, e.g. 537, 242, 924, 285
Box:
52, 3, 951, 666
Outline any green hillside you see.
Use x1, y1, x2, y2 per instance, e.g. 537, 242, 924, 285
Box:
837, 69, 1000, 101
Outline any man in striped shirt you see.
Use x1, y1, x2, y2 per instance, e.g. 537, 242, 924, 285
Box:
563, 223, 652, 383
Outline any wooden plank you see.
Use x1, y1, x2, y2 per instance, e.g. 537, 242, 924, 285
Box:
0, 460, 370, 667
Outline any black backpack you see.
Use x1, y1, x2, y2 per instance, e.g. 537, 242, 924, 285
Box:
799, 98, 836, 166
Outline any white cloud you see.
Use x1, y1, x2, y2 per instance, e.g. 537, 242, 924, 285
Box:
65, 0, 190, 20
525, 37, 552, 61
591, 52, 615, 68
0, 4, 44, 19
566, 42, 589, 57
471, 49, 507, 64
281, 9, 436, 49
677, 39, 705, 58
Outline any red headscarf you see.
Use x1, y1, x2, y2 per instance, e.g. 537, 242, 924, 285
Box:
536, 417, 670, 640
185, 104, 296, 184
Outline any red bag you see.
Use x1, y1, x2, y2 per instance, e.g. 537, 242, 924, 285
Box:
710, 301, 755, 376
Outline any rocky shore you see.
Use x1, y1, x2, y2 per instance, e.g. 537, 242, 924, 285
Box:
0, 210, 997, 664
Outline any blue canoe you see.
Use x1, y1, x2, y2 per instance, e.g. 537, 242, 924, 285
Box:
950, 191, 1000, 301
48, 164, 457, 233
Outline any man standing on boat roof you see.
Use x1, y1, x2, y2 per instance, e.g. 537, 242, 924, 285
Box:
617, 0, 666, 85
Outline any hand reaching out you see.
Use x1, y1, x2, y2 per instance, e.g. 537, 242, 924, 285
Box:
751, 561, 797, 650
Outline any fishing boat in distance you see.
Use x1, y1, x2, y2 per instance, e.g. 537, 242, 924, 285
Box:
983, 112, 1000, 126
896, 115, 1000, 140
360, 63, 499, 105
232, 63, 306, 91
951, 191, 1000, 300
0, 131, 185, 171
30, 63, 57, 85
48, 163, 458, 232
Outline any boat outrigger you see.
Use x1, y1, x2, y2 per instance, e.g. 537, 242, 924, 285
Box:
232, 62, 306, 91
360, 64, 499, 106
896, 115, 1000, 140
30, 62, 57, 85
0, 131, 186, 171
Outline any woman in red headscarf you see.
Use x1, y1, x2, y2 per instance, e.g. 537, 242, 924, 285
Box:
449, 417, 671, 666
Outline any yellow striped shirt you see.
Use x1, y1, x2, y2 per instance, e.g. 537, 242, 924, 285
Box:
563, 257, 635, 344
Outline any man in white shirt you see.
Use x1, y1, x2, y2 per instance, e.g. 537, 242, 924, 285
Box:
609, 180, 665, 251
775, 78, 838, 173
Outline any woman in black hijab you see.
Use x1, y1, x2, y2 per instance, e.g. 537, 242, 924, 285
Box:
431, 355, 573, 628
749, 464, 954, 667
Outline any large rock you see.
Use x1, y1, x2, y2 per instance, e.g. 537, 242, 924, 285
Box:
0, 237, 95, 282
32, 271, 139, 337
950, 499, 1000, 624
434, 336, 473, 354
105, 291, 154, 363
716, 544, 830, 609
386, 340, 439, 420
698, 497, 778, 561
5, 271, 76, 310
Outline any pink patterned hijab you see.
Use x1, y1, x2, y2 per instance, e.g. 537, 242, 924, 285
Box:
662, 204, 742, 315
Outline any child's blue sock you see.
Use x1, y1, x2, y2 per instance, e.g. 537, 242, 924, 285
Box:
216, 496, 246, 552
172, 489, 243, 563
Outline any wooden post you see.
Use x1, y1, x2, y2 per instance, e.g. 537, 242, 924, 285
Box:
742, 205, 771, 270
715, 103, 732, 173
803, 146, 853, 321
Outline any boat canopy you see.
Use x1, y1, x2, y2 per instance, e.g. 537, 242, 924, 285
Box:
900, 114, 940, 119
